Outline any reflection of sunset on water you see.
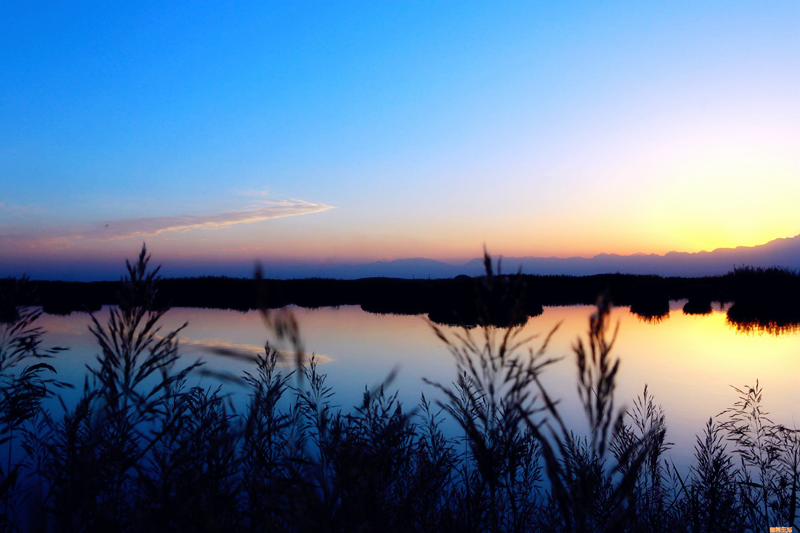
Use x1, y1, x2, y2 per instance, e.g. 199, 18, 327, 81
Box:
35, 302, 800, 470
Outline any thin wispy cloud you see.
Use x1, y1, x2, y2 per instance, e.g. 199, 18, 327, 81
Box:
0, 199, 333, 249
94, 199, 333, 240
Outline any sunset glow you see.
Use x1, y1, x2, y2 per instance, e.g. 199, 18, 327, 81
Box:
2, 2, 799, 278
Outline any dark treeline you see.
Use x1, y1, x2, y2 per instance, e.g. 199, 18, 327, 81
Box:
2, 248, 800, 532
5, 265, 800, 329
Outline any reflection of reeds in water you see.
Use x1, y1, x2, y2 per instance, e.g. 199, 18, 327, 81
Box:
727, 317, 800, 336
725, 266, 800, 336
2, 246, 800, 532
633, 311, 669, 324
683, 300, 713, 316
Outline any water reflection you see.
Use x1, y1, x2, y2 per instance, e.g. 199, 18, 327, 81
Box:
727, 318, 800, 336
34, 302, 800, 471
682, 300, 712, 316
634, 313, 668, 324
178, 337, 334, 367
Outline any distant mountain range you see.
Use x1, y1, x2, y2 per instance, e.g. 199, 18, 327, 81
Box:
254, 233, 800, 279
7, 234, 800, 281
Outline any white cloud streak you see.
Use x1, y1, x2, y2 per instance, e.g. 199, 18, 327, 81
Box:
92, 199, 333, 240
0, 199, 333, 250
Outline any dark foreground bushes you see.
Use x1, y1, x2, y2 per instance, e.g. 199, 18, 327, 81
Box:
1, 248, 799, 532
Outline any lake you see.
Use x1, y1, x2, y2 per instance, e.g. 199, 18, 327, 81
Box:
35, 300, 800, 471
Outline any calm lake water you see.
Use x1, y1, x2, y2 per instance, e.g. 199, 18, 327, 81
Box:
35, 301, 800, 470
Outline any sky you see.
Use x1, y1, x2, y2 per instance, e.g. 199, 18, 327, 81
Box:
2, 1, 799, 279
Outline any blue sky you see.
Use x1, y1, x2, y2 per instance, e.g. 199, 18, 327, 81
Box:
2, 1, 799, 279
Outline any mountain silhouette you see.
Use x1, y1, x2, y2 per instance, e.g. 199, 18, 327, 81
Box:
7, 235, 800, 281
252, 233, 800, 279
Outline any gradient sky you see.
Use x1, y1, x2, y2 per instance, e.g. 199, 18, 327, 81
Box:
2, 1, 799, 278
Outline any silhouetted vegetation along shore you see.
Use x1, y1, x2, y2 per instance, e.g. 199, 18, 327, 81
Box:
725, 266, 800, 331
2, 247, 800, 532
6, 263, 800, 327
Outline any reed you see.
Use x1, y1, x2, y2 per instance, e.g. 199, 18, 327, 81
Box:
1, 245, 799, 532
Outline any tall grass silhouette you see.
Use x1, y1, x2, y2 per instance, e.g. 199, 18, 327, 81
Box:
0, 245, 798, 532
